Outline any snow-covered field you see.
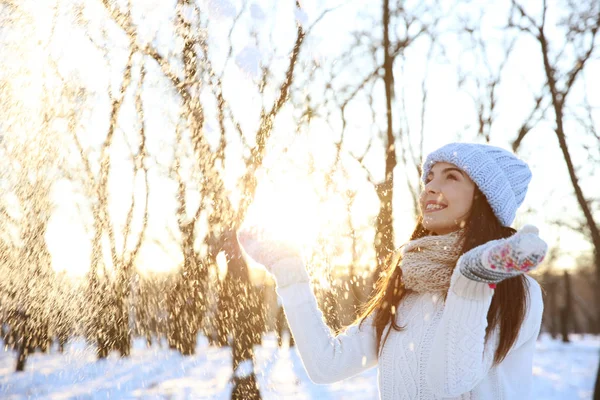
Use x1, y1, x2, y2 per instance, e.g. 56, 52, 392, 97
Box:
1, 333, 598, 399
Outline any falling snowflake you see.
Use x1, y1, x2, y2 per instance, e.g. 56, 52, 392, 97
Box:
178, 3, 196, 24
205, 0, 236, 19
250, 3, 266, 20
235, 45, 261, 79
294, 8, 308, 27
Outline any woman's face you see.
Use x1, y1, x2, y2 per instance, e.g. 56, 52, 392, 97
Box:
419, 162, 476, 235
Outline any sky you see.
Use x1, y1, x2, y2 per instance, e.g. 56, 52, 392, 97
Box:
2, 0, 599, 279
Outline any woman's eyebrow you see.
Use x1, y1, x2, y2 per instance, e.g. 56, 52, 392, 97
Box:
442, 167, 465, 176
427, 167, 465, 177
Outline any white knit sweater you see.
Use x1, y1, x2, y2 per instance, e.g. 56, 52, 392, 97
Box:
277, 265, 544, 399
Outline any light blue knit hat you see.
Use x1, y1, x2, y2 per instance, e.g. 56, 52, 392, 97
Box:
421, 142, 532, 227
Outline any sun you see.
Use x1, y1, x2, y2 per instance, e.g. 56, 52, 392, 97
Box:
243, 176, 322, 252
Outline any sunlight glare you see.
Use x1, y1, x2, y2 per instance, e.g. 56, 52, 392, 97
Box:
244, 177, 321, 254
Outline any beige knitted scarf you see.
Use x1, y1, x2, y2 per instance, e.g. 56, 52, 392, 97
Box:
391, 230, 465, 293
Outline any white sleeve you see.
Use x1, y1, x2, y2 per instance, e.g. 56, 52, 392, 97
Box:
426, 268, 544, 397
276, 282, 379, 384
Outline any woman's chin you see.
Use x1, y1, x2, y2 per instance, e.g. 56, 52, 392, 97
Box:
422, 218, 456, 235
422, 220, 439, 233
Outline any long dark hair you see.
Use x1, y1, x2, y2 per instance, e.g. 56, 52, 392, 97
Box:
355, 187, 529, 365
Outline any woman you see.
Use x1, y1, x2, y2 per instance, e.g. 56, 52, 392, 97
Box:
238, 142, 547, 399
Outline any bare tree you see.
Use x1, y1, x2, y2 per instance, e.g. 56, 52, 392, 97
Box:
0, 82, 65, 372
0, 0, 75, 370
508, 1, 600, 394
164, 114, 206, 355
509, 0, 600, 322
97, 1, 309, 397
321, 1, 433, 285
0, 138, 58, 371
60, 12, 150, 355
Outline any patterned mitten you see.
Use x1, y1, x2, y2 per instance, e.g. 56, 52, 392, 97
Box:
237, 228, 309, 288
458, 225, 547, 289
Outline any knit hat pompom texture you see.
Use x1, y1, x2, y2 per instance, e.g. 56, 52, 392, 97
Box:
421, 143, 532, 227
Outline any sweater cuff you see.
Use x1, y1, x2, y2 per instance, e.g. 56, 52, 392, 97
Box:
450, 266, 494, 300
276, 282, 315, 308
271, 257, 310, 288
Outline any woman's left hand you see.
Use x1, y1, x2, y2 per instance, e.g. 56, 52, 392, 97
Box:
458, 224, 548, 286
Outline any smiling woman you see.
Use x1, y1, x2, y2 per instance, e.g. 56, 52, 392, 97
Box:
237, 142, 549, 400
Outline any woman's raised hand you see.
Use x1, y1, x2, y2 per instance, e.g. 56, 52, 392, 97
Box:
237, 227, 309, 288
458, 224, 548, 286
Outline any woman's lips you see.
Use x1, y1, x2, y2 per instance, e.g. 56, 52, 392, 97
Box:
424, 205, 447, 214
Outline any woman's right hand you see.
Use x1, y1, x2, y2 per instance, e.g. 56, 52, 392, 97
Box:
237, 227, 310, 288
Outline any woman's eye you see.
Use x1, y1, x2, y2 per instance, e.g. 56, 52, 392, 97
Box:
447, 174, 457, 180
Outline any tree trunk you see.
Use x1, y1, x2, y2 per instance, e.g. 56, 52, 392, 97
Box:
114, 289, 131, 357
372, 0, 397, 285
215, 276, 233, 347
225, 231, 261, 400
560, 271, 572, 343
93, 279, 111, 359
97, 336, 110, 359
15, 312, 29, 372
167, 221, 207, 356
248, 286, 265, 346
595, 249, 600, 334
276, 306, 284, 348
348, 265, 363, 319
373, 182, 395, 277
559, 307, 570, 343
167, 278, 200, 356
58, 333, 67, 353
88, 215, 110, 360
15, 338, 28, 372
594, 253, 600, 398
546, 275, 559, 339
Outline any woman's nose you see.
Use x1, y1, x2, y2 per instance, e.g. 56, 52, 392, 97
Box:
425, 180, 439, 194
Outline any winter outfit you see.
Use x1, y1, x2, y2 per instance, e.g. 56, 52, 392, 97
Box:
238, 142, 547, 399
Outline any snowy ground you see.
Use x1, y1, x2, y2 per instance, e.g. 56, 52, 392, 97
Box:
0, 333, 598, 399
